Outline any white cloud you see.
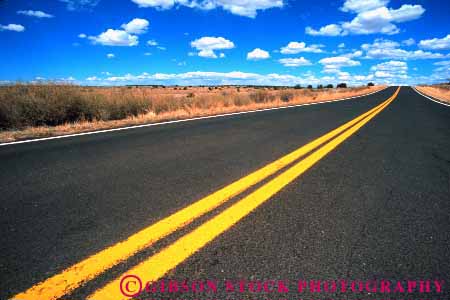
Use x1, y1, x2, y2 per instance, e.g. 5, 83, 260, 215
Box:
370, 60, 408, 79
319, 56, 361, 74
130, 0, 284, 18
107, 53, 115, 58
280, 42, 324, 54
247, 48, 270, 60
78, 33, 87, 38
147, 39, 158, 46
419, 34, 450, 50
340, 0, 388, 13
432, 60, 450, 79
343, 50, 363, 58
131, 0, 175, 9
87, 18, 148, 46
362, 38, 445, 60
434, 60, 450, 66
338, 43, 346, 48
100, 71, 320, 86
0, 24, 25, 32
402, 38, 415, 46
144, 52, 152, 56
305, 24, 344, 36
389, 4, 425, 22
81, 70, 392, 86
59, 0, 100, 11
306, 3, 425, 36
121, 18, 149, 34
278, 57, 312, 67
89, 29, 139, 46
191, 36, 234, 58
319, 56, 361, 67
157, 46, 166, 50
17, 10, 54, 18
86, 76, 100, 81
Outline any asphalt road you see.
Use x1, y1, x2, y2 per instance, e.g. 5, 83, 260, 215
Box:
1, 86, 449, 300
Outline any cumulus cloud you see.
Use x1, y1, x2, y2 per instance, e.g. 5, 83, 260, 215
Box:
247, 48, 270, 60
81, 69, 393, 86
402, 38, 415, 46
362, 38, 445, 59
130, 0, 284, 18
306, 1, 425, 36
121, 18, 149, 34
278, 57, 312, 67
431, 60, 450, 79
87, 18, 149, 46
318, 56, 361, 74
343, 50, 363, 58
89, 29, 139, 46
340, 0, 388, 13
93, 71, 321, 86
370, 60, 408, 79
17, 10, 54, 18
59, 0, 100, 10
280, 42, 324, 54
419, 34, 450, 50
147, 39, 158, 46
78, 33, 87, 38
305, 24, 344, 36
107, 53, 115, 58
338, 43, 346, 48
0, 24, 25, 32
190, 36, 234, 58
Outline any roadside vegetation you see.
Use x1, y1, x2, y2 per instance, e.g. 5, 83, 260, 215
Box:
0, 82, 384, 142
416, 83, 450, 104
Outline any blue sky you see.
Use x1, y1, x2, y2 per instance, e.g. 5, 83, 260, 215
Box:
1, 0, 450, 86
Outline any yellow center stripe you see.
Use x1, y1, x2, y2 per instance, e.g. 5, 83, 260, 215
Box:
13, 87, 398, 300
88, 87, 400, 300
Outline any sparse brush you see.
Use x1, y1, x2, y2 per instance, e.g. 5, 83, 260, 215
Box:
0, 83, 385, 138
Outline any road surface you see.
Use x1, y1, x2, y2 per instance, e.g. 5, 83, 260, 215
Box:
1, 86, 449, 299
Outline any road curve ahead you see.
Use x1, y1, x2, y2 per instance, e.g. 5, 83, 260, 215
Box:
1, 86, 449, 300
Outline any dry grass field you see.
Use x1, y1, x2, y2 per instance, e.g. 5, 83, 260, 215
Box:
416, 85, 450, 103
0, 84, 385, 142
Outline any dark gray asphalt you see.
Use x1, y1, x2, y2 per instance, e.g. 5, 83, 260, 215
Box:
1, 86, 449, 299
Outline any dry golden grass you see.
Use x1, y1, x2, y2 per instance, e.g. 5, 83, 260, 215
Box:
0, 84, 385, 143
416, 85, 450, 103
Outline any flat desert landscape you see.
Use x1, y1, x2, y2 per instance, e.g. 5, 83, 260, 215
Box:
0, 83, 384, 142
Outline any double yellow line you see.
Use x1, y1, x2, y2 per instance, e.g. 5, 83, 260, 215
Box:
13, 87, 400, 300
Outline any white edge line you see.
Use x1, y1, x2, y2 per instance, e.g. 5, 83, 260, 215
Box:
0, 87, 388, 147
413, 86, 450, 107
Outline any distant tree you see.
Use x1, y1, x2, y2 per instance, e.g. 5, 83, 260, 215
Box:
183, 86, 188, 90
337, 83, 347, 88
317, 84, 324, 89
367, 82, 375, 86
307, 85, 313, 89
294, 84, 303, 89
326, 84, 334, 89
